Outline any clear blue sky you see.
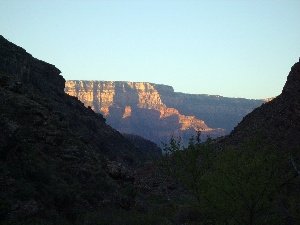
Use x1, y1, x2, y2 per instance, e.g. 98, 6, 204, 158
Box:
1, 0, 300, 99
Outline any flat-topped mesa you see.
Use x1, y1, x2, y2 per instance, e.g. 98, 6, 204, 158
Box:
65, 80, 205, 123
0, 35, 65, 94
65, 80, 266, 136
65, 80, 221, 145
151, 83, 175, 95
65, 81, 166, 115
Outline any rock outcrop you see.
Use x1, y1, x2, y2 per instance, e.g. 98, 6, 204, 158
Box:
0, 35, 160, 223
65, 80, 265, 145
0, 35, 65, 95
65, 81, 227, 145
152, 85, 267, 131
225, 59, 300, 150
0, 36, 150, 166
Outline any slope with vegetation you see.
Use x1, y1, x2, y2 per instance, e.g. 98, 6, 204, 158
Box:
157, 59, 300, 224
0, 35, 162, 224
159, 132, 299, 224
1, 35, 299, 225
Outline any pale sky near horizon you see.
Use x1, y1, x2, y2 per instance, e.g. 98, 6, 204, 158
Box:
1, 0, 300, 99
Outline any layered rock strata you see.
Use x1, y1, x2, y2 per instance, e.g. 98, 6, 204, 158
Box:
65, 80, 265, 145
65, 81, 226, 145
152, 84, 267, 131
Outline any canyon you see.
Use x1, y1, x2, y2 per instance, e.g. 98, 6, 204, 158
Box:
1, 35, 299, 224
0, 35, 159, 222
65, 80, 267, 145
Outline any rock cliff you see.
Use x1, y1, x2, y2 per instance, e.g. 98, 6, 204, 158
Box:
0, 35, 160, 223
152, 85, 267, 131
224, 58, 300, 150
65, 80, 264, 145
0, 36, 65, 95
65, 81, 227, 145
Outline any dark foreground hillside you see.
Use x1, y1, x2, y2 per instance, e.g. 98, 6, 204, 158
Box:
0, 35, 299, 225
155, 58, 300, 224
0, 35, 164, 224
225, 58, 300, 149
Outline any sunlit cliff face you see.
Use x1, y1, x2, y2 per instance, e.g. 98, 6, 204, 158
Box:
65, 80, 115, 115
122, 106, 132, 118
65, 81, 164, 112
64, 81, 217, 133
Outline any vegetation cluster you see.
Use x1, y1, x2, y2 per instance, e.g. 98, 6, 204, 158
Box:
159, 132, 300, 224
1, 35, 300, 225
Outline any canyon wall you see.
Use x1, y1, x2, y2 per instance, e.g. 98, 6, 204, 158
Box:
224, 59, 300, 149
152, 84, 267, 131
0, 35, 161, 222
65, 81, 265, 145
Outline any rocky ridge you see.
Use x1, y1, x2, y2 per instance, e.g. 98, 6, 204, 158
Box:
65, 81, 212, 130
152, 84, 267, 131
224, 58, 300, 150
0, 35, 161, 223
65, 81, 228, 145
65, 80, 265, 145
0, 35, 149, 166
1, 35, 299, 224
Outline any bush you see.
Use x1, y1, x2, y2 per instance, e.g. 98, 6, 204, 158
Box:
160, 133, 297, 224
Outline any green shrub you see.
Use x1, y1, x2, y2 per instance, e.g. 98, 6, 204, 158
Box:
160, 133, 297, 224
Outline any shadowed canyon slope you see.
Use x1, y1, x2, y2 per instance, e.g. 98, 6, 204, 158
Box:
0, 35, 161, 223
65, 81, 266, 145
1, 35, 299, 224
223, 58, 300, 150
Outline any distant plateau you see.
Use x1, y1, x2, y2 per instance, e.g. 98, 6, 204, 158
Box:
65, 81, 269, 145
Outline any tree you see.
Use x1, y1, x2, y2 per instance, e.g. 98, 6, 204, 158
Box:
161, 132, 214, 202
207, 137, 292, 224
161, 134, 298, 224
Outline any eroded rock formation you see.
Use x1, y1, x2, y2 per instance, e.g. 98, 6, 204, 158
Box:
0, 35, 161, 223
152, 85, 267, 131
224, 58, 300, 150
65, 81, 241, 145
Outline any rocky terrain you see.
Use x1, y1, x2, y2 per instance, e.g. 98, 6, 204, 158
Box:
0, 35, 163, 224
149, 57, 300, 224
1, 34, 299, 224
153, 85, 269, 131
65, 81, 265, 145
199, 57, 300, 224
65, 81, 224, 146
223, 58, 300, 150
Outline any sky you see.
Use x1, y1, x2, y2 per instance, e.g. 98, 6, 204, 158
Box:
1, 0, 300, 99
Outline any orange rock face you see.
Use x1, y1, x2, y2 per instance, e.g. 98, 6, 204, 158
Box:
122, 106, 132, 118
65, 81, 225, 145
